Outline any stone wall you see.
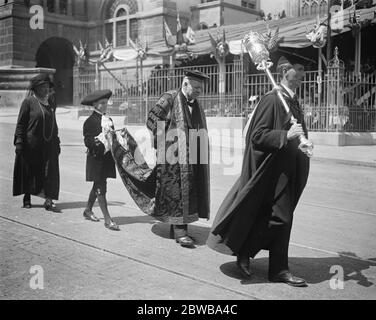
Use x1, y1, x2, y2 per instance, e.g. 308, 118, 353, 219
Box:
0, 67, 55, 108
0, 13, 14, 66
0, 2, 91, 66
12, 15, 89, 66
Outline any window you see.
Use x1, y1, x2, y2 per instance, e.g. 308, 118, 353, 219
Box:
105, 4, 138, 48
47, 0, 54, 12
241, 0, 256, 9
60, 0, 68, 15
319, 0, 328, 15
106, 24, 113, 44
301, 0, 310, 16
116, 8, 127, 17
311, 0, 319, 15
45, 0, 70, 15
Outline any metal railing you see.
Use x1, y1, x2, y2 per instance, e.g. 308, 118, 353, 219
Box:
74, 63, 376, 132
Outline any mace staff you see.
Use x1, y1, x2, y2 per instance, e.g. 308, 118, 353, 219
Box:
242, 31, 314, 158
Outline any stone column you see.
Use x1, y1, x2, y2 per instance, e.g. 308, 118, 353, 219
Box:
73, 65, 80, 106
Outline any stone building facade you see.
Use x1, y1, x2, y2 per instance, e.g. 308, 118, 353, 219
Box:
0, 0, 261, 106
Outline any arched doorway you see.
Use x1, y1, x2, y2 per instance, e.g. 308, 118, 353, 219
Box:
36, 37, 74, 106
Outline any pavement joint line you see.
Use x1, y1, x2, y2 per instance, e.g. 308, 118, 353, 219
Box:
300, 202, 376, 217
286, 243, 376, 265
0, 215, 261, 301
193, 220, 376, 265
2, 175, 375, 265
311, 157, 376, 168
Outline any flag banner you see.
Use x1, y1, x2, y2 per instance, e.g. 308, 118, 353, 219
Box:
108, 128, 156, 216
177, 13, 185, 45
184, 26, 196, 44
113, 48, 139, 62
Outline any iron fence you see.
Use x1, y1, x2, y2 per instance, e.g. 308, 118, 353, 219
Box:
74, 63, 376, 132
342, 71, 376, 132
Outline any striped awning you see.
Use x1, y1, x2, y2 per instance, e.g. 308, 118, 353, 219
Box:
148, 6, 375, 56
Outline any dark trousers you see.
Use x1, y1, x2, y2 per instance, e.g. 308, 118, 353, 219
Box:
239, 215, 293, 277
268, 222, 292, 276
173, 224, 188, 238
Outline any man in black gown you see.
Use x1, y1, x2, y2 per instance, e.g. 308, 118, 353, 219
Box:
207, 56, 310, 287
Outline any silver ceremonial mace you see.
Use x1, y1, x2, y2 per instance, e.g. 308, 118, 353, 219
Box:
242, 31, 314, 157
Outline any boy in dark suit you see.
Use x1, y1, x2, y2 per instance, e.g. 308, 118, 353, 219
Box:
82, 90, 120, 231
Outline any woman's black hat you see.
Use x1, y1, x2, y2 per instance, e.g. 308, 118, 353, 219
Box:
29, 74, 52, 90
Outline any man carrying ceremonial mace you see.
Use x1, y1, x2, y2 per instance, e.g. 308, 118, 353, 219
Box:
206, 30, 313, 287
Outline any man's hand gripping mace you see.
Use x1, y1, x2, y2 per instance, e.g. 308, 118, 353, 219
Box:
242, 31, 314, 157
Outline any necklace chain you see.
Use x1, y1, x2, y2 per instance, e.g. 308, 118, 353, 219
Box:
34, 95, 55, 142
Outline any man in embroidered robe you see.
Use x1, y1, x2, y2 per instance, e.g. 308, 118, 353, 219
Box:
146, 70, 211, 248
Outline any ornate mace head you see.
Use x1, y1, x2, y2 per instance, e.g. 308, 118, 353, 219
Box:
242, 31, 273, 70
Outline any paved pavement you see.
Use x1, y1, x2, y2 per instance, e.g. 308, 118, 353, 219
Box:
0, 108, 376, 300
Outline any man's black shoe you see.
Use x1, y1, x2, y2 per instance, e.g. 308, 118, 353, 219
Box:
176, 236, 195, 248
269, 271, 307, 287
236, 256, 252, 278
23, 201, 32, 209
83, 210, 100, 222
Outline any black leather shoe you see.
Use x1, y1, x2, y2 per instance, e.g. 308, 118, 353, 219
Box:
176, 236, 195, 248
83, 210, 100, 222
236, 257, 252, 278
23, 201, 32, 209
105, 220, 120, 231
170, 225, 175, 239
269, 271, 307, 287
44, 199, 57, 212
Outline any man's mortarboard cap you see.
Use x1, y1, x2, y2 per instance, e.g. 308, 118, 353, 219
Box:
277, 54, 307, 68
185, 70, 210, 81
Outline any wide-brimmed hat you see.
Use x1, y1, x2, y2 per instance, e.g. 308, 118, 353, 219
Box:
81, 89, 113, 106
29, 74, 52, 90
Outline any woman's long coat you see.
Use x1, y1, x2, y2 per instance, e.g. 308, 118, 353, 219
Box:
13, 96, 60, 200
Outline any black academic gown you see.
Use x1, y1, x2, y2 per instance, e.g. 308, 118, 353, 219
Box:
206, 88, 310, 257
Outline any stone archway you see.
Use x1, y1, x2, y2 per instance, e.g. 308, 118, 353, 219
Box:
36, 37, 74, 106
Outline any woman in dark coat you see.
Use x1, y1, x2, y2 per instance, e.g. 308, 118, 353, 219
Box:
13, 74, 60, 211
82, 89, 120, 231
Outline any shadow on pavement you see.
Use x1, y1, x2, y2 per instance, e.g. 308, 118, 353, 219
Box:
151, 223, 211, 246
54, 201, 125, 211
220, 252, 376, 287
112, 215, 157, 226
